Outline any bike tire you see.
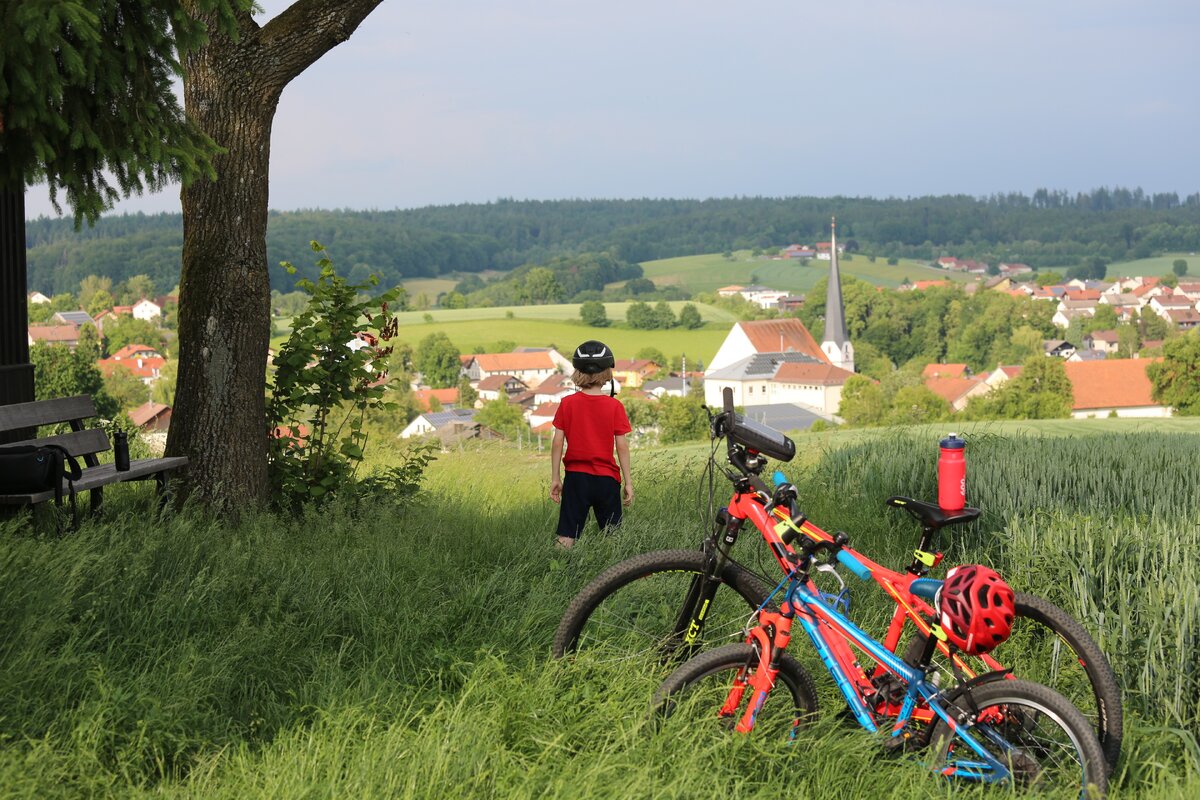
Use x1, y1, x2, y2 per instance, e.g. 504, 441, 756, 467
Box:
552, 549, 773, 662
906, 591, 1122, 771
651, 642, 819, 740
927, 678, 1108, 798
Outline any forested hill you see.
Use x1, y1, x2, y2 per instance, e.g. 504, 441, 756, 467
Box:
25, 190, 1200, 294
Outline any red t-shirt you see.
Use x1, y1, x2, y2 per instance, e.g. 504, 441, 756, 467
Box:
553, 391, 632, 482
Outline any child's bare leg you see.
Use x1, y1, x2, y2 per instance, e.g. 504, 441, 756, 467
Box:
555, 535, 576, 549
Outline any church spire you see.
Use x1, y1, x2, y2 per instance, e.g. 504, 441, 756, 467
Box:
821, 216, 855, 372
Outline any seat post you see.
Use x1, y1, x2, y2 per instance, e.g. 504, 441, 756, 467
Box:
906, 524, 941, 576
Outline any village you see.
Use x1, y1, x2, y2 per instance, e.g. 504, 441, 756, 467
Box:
22, 233, 1200, 445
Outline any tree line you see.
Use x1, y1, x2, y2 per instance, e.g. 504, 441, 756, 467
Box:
26, 191, 1200, 295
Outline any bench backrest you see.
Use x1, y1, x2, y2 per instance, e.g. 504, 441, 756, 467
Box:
0, 395, 111, 463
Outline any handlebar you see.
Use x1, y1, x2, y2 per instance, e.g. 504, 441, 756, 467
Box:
787, 532, 871, 581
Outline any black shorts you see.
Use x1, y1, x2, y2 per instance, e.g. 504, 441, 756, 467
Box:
556, 471, 622, 539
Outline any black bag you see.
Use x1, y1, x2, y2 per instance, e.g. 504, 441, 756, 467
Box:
0, 444, 84, 515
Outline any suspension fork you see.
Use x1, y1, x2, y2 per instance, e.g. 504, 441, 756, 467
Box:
674, 510, 746, 650
735, 607, 794, 733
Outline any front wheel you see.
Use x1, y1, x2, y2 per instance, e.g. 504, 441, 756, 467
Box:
927, 679, 1108, 798
552, 549, 772, 664
906, 591, 1122, 771
651, 642, 819, 742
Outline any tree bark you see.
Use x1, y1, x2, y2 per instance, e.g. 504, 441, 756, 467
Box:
166, 2, 384, 515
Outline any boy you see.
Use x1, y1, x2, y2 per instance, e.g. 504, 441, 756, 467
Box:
550, 340, 633, 548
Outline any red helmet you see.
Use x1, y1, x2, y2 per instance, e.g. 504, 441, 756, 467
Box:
937, 564, 1016, 655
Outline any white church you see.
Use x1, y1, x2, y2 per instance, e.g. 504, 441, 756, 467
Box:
704, 218, 856, 422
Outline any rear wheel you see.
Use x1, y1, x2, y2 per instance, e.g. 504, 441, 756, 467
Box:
651, 642, 819, 742
553, 549, 773, 665
906, 592, 1122, 771
927, 679, 1108, 798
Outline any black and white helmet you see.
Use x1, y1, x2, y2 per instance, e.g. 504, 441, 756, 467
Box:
572, 340, 615, 374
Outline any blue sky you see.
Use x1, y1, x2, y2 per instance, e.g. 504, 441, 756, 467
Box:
23, 0, 1200, 218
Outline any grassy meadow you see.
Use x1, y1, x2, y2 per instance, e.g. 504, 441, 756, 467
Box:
1106, 253, 1197, 279
1, 424, 1198, 797
305, 302, 737, 364
638, 250, 968, 294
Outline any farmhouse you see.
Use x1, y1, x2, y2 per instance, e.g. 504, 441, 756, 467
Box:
922, 363, 970, 380
475, 375, 528, 403
412, 388, 460, 411
27, 324, 82, 349
51, 310, 96, 327
984, 365, 1023, 389
533, 373, 576, 404
132, 298, 163, 321
925, 376, 990, 412
400, 408, 480, 439
462, 351, 557, 386
1083, 330, 1120, 355
781, 245, 816, 259
1064, 359, 1168, 418
128, 401, 173, 431
1044, 340, 1077, 359
612, 359, 659, 388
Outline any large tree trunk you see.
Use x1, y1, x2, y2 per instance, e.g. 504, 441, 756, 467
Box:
167, 2, 384, 515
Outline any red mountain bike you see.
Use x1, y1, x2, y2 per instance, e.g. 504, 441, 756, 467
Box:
554, 389, 1122, 769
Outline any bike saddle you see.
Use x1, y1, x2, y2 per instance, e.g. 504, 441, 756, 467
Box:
886, 496, 981, 531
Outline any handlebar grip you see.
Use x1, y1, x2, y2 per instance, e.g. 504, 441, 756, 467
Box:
837, 549, 872, 581
772, 469, 788, 486
723, 387, 734, 415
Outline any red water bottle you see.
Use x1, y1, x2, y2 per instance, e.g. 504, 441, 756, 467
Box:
938, 433, 966, 511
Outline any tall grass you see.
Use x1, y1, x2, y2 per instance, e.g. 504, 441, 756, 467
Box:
0, 433, 1196, 797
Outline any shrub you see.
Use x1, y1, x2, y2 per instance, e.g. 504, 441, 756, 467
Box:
267, 242, 403, 507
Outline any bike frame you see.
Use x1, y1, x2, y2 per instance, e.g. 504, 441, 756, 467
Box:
711, 484, 1010, 721
733, 573, 1016, 783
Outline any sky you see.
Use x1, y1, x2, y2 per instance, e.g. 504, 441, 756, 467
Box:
22, 0, 1200, 219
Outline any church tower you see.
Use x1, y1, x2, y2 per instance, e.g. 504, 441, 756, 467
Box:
820, 217, 855, 372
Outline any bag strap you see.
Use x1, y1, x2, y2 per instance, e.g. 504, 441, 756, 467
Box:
41, 444, 83, 482
40, 444, 81, 528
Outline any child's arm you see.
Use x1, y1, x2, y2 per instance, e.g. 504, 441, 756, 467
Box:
550, 429, 565, 503
615, 434, 633, 506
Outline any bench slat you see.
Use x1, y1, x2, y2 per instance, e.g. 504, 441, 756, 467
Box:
0, 395, 97, 433
3, 428, 111, 458
0, 456, 189, 504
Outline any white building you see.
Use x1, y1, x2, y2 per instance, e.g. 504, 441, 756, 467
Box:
132, 298, 163, 321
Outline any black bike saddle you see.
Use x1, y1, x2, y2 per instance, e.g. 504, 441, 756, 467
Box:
886, 496, 981, 531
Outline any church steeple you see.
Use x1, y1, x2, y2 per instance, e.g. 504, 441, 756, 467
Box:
820, 216, 855, 372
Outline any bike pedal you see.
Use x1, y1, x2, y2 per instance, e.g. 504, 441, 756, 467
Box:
880, 731, 920, 756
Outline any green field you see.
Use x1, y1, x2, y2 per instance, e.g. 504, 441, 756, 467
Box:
1, 426, 1197, 796
400, 277, 458, 301
1106, 253, 1196, 279
272, 303, 736, 362
389, 317, 729, 365
638, 250, 969, 294
391, 301, 737, 326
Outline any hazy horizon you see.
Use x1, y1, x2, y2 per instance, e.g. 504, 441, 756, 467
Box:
23, 0, 1200, 220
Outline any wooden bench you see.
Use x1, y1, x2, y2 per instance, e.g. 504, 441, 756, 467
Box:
0, 395, 188, 518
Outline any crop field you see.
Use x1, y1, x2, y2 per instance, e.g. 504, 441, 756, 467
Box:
638, 250, 968, 294
0, 425, 1197, 797
1107, 253, 1196, 279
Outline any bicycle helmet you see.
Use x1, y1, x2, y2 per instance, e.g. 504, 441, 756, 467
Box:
572, 340, 615, 374
937, 564, 1016, 655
